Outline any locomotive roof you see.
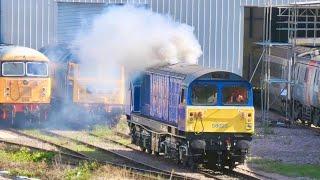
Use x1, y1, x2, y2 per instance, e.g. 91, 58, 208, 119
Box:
146, 62, 244, 86
0, 45, 49, 61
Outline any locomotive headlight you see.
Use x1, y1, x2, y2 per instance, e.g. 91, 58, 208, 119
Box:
5, 87, 9, 96
41, 88, 46, 97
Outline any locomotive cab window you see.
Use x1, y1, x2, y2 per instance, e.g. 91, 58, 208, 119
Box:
180, 88, 185, 104
191, 84, 217, 105
222, 86, 248, 105
2, 62, 25, 76
26, 62, 48, 77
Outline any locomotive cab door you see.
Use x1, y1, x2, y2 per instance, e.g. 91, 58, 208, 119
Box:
178, 88, 186, 124
67, 62, 76, 103
132, 84, 141, 113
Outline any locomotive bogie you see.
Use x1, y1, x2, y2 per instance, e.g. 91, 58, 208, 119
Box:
128, 117, 251, 169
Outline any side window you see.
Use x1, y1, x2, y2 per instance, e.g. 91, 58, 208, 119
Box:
315, 69, 318, 85
317, 69, 320, 86
304, 67, 309, 82
295, 64, 300, 82
68, 63, 75, 79
180, 88, 185, 104
299, 66, 306, 83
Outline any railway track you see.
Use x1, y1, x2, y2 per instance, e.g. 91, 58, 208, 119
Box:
2, 128, 269, 179
7, 128, 89, 159
0, 139, 87, 163
41, 130, 195, 180
3, 128, 196, 180
89, 130, 269, 180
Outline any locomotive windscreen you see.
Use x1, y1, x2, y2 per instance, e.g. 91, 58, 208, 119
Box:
190, 81, 250, 106
26, 62, 48, 77
191, 84, 218, 105
2, 62, 25, 76
222, 86, 248, 105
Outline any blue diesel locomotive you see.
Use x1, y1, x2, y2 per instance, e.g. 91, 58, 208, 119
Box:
126, 62, 255, 169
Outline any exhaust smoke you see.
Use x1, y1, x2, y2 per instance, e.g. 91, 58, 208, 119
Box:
41, 5, 203, 130
72, 4, 202, 75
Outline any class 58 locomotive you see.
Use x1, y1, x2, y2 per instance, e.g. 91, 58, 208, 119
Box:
126, 62, 254, 169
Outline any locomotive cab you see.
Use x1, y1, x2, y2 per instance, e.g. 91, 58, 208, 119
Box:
184, 73, 254, 168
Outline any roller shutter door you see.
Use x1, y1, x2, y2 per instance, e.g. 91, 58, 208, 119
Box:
57, 3, 109, 44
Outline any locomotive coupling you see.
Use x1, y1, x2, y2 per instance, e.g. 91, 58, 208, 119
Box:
191, 139, 206, 150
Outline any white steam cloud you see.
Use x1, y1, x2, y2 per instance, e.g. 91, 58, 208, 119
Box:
72, 5, 202, 73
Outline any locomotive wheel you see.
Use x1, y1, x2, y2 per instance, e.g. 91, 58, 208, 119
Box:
140, 146, 146, 152
146, 148, 152, 154
183, 157, 196, 170
227, 160, 236, 170
312, 110, 320, 127
153, 151, 160, 156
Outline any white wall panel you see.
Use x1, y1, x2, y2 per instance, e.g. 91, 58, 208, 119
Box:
0, 0, 315, 75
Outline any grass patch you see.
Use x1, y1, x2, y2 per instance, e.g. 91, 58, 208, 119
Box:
0, 147, 54, 163
0, 146, 55, 178
90, 124, 131, 145
91, 125, 113, 137
261, 123, 275, 135
249, 158, 320, 179
0, 143, 158, 179
64, 161, 99, 180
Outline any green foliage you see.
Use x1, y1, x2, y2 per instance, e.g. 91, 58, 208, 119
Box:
0, 147, 54, 163
262, 123, 275, 135
9, 169, 37, 177
91, 125, 112, 137
64, 161, 99, 180
250, 159, 320, 179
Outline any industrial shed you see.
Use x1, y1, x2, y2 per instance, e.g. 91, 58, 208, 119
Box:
0, 0, 316, 77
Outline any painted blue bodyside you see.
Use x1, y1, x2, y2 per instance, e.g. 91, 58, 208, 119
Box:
133, 72, 183, 126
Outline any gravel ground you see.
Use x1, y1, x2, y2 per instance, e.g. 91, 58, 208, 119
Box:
250, 110, 320, 165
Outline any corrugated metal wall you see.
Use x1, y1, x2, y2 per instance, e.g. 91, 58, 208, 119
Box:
0, 0, 313, 75
57, 3, 108, 43
0, 0, 55, 49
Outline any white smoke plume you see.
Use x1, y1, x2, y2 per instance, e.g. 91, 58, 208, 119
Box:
72, 5, 202, 74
